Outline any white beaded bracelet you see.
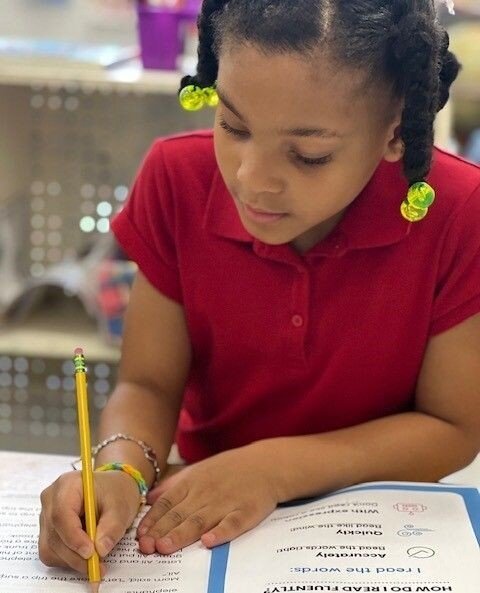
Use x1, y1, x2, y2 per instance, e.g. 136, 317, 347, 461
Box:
71, 433, 161, 485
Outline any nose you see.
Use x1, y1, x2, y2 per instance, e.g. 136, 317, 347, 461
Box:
236, 145, 284, 195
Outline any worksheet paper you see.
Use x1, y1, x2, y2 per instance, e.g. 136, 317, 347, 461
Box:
0, 452, 479, 593
0, 452, 209, 593
209, 484, 480, 593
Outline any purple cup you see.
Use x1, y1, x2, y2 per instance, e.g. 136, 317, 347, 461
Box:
137, 5, 182, 70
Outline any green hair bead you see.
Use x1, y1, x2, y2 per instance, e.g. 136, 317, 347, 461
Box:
179, 85, 206, 111
203, 86, 219, 107
400, 181, 436, 222
407, 182, 436, 209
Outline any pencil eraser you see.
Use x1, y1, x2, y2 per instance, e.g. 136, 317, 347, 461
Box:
74, 347, 84, 356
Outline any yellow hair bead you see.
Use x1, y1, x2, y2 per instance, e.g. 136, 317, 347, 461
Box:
401, 200, 428, 222
179, 85, 206, 111
203, 86, 219, 107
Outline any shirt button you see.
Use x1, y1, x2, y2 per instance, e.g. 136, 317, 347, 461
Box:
291, 314, 304, 328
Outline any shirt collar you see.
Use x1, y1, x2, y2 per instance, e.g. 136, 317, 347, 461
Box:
203, 159, 411, 257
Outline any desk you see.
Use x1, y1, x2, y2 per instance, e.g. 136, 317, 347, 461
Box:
0, 450, 479, 592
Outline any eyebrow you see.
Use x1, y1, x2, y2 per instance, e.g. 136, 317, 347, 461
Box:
216, 87, 342, 139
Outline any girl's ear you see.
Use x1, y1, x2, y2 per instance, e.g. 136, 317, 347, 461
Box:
383, 122, 405, 163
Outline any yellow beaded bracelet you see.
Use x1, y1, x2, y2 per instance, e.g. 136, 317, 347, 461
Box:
96, 462, 148, 505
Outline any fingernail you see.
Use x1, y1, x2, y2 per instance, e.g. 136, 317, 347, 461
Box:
78, 545, 93, 560
158, 536, 173, 550
202, 533, 216, 547
96, 536, 114, 557
138, 535, 155, 554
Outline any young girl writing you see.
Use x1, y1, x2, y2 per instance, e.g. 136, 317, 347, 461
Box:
39, 0, 480, 575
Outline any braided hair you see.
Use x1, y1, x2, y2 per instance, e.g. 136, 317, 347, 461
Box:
180, 0, 460, 187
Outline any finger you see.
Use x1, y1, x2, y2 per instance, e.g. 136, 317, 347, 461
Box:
146, 466, 187, 505
138, 498, 190, 554
39, 510, 88, 574
95, 502, 137, 558
148, 506, 215, 555
137, 485, 187, 538
39, 535, 86, 573
201, 509, 258, 548
49, 477, 95, 561
40, 535, 106, 580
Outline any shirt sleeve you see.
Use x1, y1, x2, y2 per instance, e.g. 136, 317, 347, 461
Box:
430, 182, 480, 335
110, 140, 183, 303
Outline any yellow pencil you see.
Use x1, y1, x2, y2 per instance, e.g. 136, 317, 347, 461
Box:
73, 347, 101, 593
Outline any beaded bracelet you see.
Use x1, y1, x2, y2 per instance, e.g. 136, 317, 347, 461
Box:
96, 462, 149, 506
92, 433, 161, 484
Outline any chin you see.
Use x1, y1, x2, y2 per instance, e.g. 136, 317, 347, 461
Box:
244, 226, 291, 246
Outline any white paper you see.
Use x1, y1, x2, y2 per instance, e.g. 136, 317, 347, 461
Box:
0, 452, 210, 593
1, 452, 479, 593
214, 485, 480, 593
215, 484, 480, 593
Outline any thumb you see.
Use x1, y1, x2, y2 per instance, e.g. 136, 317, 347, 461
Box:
95, 506, 132, 558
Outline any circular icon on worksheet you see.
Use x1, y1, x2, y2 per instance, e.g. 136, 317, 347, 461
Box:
407, 546, 435, 558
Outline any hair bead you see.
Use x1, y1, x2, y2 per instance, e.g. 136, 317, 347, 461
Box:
400, 181, 436, 222
179, 85, 219, 111
203, 86, 219, 107
179, 85, 206, 111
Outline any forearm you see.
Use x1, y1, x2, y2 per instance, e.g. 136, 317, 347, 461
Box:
95, 381, 181, 488
255, 411, 479, 503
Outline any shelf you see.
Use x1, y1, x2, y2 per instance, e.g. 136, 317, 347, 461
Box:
0, 298, 120, 362
453, 82, 480, 101
0, 59, 182, 94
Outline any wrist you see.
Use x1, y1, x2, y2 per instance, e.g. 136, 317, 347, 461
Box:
243, 440, 293, 504
96, 462, 149, 506
94, 439, 162, 488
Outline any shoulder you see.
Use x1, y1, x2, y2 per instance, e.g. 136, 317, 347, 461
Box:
429, 148, 480, 214
427, 150, 480, 271
406, 148, 480, 245
145, 129, 217, 187
127, 130, 219, 234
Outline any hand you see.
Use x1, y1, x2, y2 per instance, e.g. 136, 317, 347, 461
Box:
39, 470, 141, 574
136, 444, 282, 555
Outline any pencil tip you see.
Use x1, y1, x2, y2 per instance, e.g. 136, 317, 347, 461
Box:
90, 582, 100, 593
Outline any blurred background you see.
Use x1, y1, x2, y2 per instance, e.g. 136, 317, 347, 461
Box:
0, 0, 478, 456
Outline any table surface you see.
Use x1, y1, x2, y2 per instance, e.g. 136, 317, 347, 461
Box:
0, 449, 479, 487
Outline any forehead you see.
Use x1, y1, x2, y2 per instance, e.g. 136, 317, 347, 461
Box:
216, 44, 382, 133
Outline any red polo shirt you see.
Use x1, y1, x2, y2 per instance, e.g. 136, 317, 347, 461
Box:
112, 131, 480, 464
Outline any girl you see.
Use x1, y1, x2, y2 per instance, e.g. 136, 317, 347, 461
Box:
39, 0, 480, 575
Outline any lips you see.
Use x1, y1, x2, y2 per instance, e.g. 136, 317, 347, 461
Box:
244, 204, 284, 215
242, 202, 287, 224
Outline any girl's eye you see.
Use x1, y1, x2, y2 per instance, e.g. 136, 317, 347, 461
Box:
219, 118, 249, 138
219, 117, 333, 168
295, 153, 333, 167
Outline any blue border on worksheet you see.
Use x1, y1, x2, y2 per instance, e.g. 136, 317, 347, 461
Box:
207, 484, 480, 593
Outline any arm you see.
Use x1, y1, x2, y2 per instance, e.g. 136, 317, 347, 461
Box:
254, 312, 480, 503
95, 270, 191, 488
136, 313, 480, 554
38, 271, 191, 570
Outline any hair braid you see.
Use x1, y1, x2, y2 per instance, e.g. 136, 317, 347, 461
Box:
180, 0, 227, 91
438, 30, 461, 110
181, 0, 460, 191
389, 2, 445, 185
